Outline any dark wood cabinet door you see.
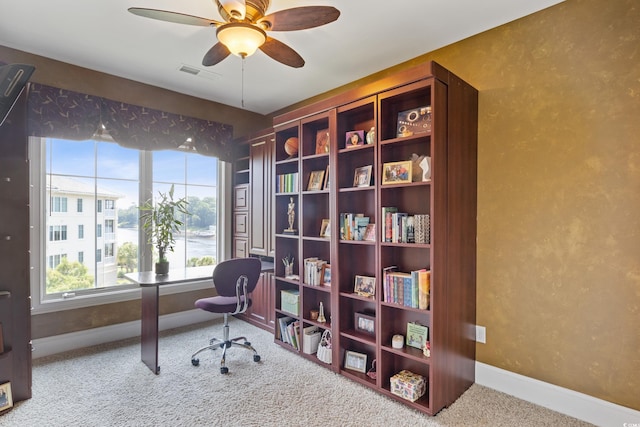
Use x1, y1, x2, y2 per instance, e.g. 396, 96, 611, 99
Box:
249, 135, 274, 256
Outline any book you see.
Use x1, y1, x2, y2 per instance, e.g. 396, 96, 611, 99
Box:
418, 269, 431, 310
381, 207, 398, 242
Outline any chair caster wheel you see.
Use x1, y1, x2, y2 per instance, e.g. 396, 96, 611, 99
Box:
220, 366, 229, 374
253, 355, 261, 363
191, 358, 199, 366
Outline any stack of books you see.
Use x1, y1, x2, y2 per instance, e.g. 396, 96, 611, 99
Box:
276, 172, 299, 193
383, 266, 430, 310
339, 212, 372, 241
277, 316, 300, 350
303, 257, 328, 285
382, 207, 430, 244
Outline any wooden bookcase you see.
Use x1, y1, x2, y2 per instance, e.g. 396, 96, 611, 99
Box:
271, 61, 477, 416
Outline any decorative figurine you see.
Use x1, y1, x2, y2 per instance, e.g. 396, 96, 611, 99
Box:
317, 301, 327, 323
423, 341, 431, 358
366, 127, 375, 144
284, 197, 297, 234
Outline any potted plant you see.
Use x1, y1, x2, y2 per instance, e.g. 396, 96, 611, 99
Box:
139, 184, 190, 275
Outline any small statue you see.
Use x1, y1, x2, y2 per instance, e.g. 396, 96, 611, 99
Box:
284, 197, 296, 234
317, 301, 327, 323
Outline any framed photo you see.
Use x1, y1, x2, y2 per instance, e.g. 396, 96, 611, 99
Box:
382, 160, 412, 185
315, 128, 330, 154
397, 106, 431, 137
323, 165, 330, 190
321, 264, 331, 285
406, 322, 429, 350
353, 165, 372, 187
355, 312, 375, 335
344, 350, 367, 373
345, 130, 364, 148
354, 275, 376, 298
0, 382, 13, 413
307, 170, 325, 191
320, 219, 330, 237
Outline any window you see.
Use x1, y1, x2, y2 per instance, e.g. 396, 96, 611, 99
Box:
30, 137, 223, 312
49, 225, 67, 241
105, 243, 114, 258
52, 196, 67, 212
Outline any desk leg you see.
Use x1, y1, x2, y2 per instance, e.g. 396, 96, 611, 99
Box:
141, 286, 160, 374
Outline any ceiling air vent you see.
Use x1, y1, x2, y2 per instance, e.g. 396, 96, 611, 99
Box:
177, 64, 222, 81
179, 64, 200, 75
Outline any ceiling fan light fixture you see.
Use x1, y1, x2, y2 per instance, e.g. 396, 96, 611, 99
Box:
217, 23, 266, 58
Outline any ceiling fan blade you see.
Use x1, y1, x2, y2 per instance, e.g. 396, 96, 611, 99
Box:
128, 8, 222, 27
258, 6, 340, 31
217, 0, 246, 20
259, 37, 305, 68
202, 42, 231, 66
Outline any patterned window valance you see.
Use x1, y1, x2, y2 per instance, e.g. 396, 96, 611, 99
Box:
26, 83, 234, 161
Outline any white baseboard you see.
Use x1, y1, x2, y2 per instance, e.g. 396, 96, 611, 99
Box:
476, 362, 640, 427
32, 309, 218, 359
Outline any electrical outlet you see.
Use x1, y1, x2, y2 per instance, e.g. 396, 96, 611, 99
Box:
476, 325, 486, 343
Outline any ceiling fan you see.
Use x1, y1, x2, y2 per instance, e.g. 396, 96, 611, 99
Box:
128, 0, 340, 68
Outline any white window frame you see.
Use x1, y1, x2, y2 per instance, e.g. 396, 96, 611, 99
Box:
29, 137, 231, 314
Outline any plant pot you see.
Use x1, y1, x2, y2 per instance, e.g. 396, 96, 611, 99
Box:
155, 261, 169, 275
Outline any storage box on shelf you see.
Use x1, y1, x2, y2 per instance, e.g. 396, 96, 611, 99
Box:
273, 61, 477, 416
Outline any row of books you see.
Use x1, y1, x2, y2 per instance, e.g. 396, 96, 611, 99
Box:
383, 266, 430, 310
278, 316, 300, 350
339, 212, 375, 241
304, 257, 328, 286
382, 207, 430, 244
276, 172, 299, 193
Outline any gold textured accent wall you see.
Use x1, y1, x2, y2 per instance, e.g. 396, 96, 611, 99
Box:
433, 0, 639, 410
279, 0, 639, 409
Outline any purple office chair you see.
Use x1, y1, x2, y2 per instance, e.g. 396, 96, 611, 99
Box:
190, 257, 262, 374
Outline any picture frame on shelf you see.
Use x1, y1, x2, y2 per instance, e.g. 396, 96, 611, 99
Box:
307, 170, 325, 191
354, 275, 376, 298
344, 350, 367, 373
355, 312, 375, 335
353, 165, 372, 187
0, 382, 13, 412
315, 128, 330, 154
320, 219, 331, 238
323, 165, 330, 190
382, 160, 412, 185
396, 106, 431, 138
345, 130, 364, 148
322, 264, 331, 285
406, 322, 429, 350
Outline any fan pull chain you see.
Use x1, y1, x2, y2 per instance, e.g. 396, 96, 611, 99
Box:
241, 55, 245, 109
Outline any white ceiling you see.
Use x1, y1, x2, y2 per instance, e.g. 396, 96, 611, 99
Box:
0, 0, 563, 115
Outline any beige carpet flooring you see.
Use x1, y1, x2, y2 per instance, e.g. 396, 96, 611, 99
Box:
1, 318, 594, 426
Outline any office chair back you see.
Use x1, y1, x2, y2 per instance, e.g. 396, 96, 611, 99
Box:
212, 257, 261, 298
